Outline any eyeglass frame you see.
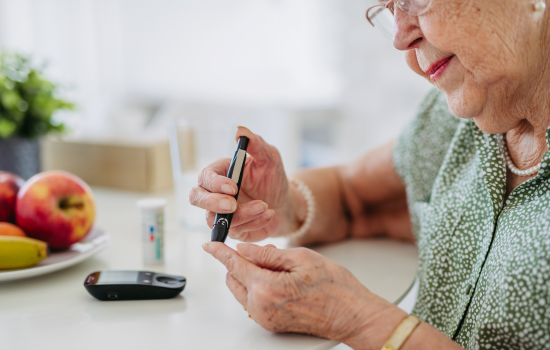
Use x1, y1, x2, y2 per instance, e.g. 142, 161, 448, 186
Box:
365, 0, 395, 27
366, 0, 395, 27
366, 0, 436, 27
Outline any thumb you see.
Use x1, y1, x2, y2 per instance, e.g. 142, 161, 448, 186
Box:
235, 126, 280, 167
236, 243, 297, 272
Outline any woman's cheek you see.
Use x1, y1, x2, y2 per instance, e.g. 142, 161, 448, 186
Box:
405, 51, 429, 80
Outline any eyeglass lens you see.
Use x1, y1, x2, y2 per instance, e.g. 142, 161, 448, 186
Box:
376, 0, 434, 16
368, 7, 394, 39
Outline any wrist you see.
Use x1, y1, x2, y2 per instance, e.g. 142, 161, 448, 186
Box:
343, 298, 408, 350
282, 178, 308, 235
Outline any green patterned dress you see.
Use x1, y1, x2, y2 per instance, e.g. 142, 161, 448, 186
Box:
393, 89, 550, 350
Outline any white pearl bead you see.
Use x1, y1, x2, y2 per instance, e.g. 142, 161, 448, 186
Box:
535, 1, 546, 11
501, 135, 543, 176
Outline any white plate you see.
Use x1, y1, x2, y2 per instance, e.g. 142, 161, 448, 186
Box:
0, 226, 109, 283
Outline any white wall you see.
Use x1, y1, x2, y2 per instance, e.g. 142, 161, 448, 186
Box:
0, 0, 434, 166
334, 2, 433, 162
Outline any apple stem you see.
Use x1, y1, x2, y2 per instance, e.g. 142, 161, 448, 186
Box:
59, 198, 84, 210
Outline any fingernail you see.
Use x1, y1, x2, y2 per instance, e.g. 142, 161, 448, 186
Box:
202, 242, 210, 251
222, 184, 236, 195
251, 202, 268, 215
263, 209, 275, 220
220, 199, 236, 211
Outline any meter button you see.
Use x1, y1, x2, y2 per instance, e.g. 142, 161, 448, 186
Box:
156, 276, 178, 284
141, 277, 153, 285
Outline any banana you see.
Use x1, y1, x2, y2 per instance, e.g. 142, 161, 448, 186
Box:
0, 236, 49, 269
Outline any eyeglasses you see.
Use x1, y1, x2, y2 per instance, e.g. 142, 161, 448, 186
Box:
366, 0, 434, 37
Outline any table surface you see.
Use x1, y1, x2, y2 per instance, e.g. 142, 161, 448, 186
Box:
0, 187, 418, 350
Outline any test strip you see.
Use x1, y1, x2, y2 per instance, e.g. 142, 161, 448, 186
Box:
231, 149, 246, 184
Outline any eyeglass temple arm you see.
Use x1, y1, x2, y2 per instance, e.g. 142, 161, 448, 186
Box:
365, 0, 394, 27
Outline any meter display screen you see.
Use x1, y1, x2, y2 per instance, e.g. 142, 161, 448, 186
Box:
97, 271, 139, 284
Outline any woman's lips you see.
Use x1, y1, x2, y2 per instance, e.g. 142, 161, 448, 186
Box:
426, 55, 455, 82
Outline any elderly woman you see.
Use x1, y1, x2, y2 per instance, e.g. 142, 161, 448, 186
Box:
190, 0, 550, 348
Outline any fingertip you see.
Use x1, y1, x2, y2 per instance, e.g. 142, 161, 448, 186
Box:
235, 126, 253, 143
221, 183, 237, 195
264, 209, 275, 220
206, 241, 222, 251
219, 198, 238, 213
206, 241, 231, 258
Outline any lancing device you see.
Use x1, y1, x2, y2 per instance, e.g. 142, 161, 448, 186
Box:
211, 136, 249, 242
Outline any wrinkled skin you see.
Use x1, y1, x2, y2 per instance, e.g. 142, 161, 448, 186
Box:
189, 128, 295, 242
399, 0, 550, 192
400, 0, 547, 128
203, 242, 405, 349
193, 1, 550, 349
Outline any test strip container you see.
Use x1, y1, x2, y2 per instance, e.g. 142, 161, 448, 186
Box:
137, 198, 167, 265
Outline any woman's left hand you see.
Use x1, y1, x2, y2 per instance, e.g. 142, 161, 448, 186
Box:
202, 242, 407, 349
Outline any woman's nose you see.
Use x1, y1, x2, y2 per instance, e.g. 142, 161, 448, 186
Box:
393, 7, 423, 50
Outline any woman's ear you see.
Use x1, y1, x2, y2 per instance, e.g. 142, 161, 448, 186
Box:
405, 50, 432, 83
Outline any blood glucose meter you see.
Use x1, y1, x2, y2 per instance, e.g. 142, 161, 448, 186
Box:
84, 270, 186, 301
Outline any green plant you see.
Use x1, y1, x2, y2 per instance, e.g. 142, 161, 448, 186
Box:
0, 53, 74, 139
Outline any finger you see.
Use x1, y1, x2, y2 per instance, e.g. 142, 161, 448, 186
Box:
206, 210, 215, 228
206, 200, 269, 228
229, 210, 275, 239
226, 273, 248, 308
189, 185, 237, 214
235, 126, 280, 167
202, 242, 261, 285
231, 200, 269, 226
198, 158, 238, 195
224, 227, 270, 242
236, 243, 306, 272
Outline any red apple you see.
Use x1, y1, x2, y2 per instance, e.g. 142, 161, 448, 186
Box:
16, 171, 95, 249
0, 171, 25, 223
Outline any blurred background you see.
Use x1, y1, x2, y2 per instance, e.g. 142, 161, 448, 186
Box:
0, 0, 432, 226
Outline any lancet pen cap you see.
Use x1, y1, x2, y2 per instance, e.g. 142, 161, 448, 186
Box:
237, 136, 249, 151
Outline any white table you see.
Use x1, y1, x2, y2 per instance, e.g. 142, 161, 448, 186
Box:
0, 187, 418, 350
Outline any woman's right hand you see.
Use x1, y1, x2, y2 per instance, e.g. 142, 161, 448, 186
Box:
189, 127, 298, 242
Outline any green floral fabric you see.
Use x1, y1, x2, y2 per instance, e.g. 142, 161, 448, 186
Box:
393, 89, 550, 350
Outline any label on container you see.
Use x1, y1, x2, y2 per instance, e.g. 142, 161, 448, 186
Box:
141, 210, 164, 264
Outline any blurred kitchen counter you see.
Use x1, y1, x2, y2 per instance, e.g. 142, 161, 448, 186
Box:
0, 187, 418, 350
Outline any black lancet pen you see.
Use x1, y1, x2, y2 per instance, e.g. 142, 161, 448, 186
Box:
211, 136, 249, 242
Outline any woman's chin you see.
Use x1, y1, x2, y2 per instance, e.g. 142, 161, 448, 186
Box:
442, 84, 487, 119
446, 92, 505, 134
472, 113, 516, 135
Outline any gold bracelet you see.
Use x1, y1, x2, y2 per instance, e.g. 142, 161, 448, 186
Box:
380, 315, 421, 350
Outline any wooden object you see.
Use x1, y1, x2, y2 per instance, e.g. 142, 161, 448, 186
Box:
41, 137, 172, 192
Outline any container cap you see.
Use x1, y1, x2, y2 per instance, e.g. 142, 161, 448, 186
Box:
137, 198, 167, 210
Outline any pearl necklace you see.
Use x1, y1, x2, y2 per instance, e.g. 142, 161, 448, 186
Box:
501, 135, 541, 177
